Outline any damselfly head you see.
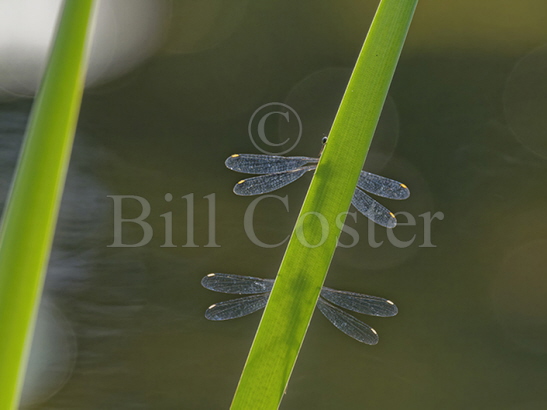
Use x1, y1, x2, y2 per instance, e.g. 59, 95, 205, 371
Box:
319, 136, 328, 155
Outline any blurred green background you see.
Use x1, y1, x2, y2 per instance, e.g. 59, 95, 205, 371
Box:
1, 0, 547, 408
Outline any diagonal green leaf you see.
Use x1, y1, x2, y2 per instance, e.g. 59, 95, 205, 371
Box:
230, 1, 418, 409
0, 1, 95, 408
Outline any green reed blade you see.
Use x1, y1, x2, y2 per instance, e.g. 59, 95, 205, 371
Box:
0, 1, 95, 408
230, 1, 419, 409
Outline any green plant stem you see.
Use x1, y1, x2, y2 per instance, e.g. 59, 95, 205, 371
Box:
230, 1, 418, 409
0, 1, 95, 408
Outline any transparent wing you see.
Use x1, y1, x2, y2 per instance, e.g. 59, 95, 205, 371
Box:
317, 298, 379, 345
358, 171, 410, 200
226, 154, 318, 174
205, 294, 269, 321
321, 287, 398, 317
352, 188, 397, 228
233, 165, 316, 196
201, 273, 274, 295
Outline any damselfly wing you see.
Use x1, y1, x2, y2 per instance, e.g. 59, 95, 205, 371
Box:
225, 151, 409, 228
202, 273, 398, 345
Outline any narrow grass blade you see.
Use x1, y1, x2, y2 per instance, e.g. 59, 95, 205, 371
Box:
0, 1, 95, 408
230, 1, 418, 408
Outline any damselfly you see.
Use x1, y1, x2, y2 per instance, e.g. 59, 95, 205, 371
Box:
225, 143, 410, 228
202, 273, 398, 344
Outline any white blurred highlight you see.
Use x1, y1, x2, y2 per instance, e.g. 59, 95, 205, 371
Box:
20, 300, 76, 406
0, 0, 170, 99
